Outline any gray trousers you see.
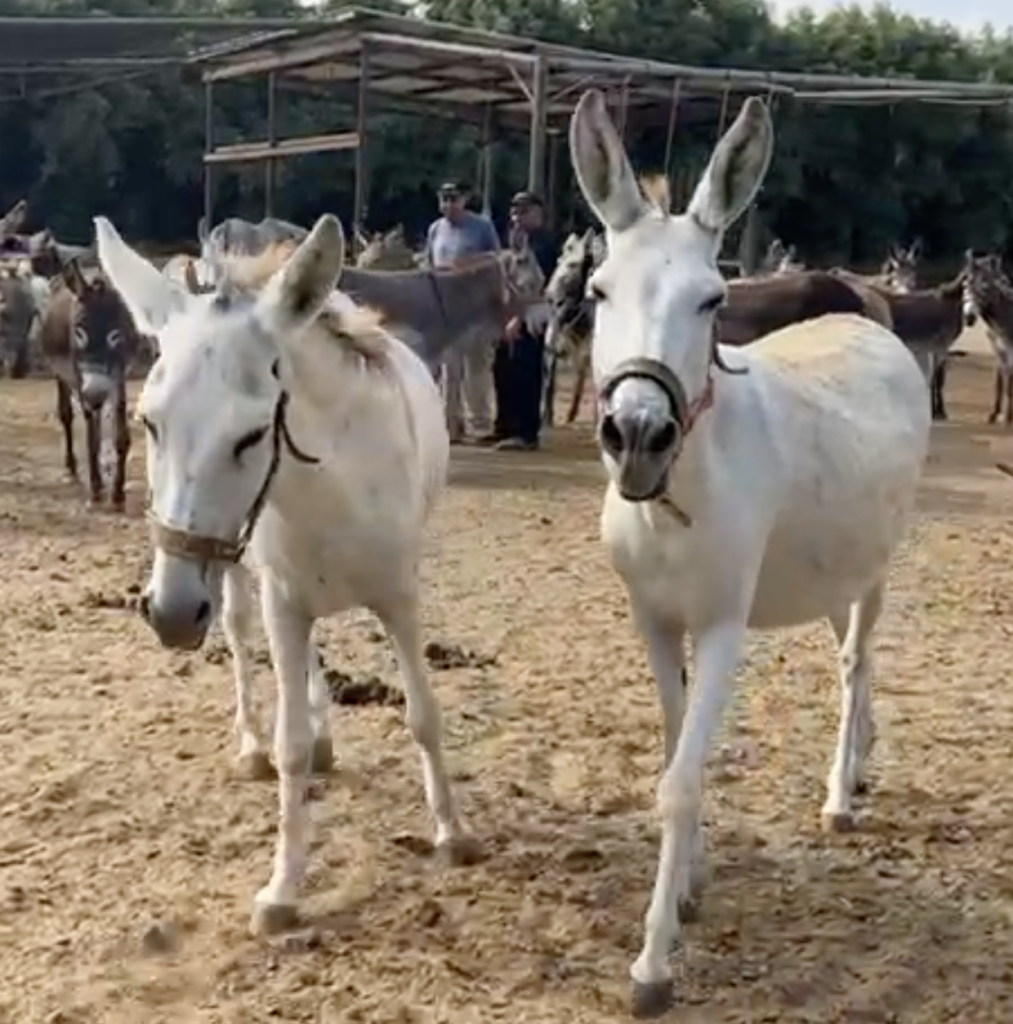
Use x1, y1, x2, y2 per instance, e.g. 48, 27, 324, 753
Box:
441, 339, 494, 439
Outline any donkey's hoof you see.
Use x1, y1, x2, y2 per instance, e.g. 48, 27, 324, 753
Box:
436, 834, 486, 867
236, 751, 276, 781
821, 809, 856, 834
631, 979, 674, 1019
310, 736, 335, 775
250, 900, 299, 936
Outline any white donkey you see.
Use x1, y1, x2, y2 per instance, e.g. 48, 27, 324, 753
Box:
568, 90, 931, 1015
93, 213, 478, 935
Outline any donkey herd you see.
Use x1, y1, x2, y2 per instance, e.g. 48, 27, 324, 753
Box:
0, 87, 1012, 1019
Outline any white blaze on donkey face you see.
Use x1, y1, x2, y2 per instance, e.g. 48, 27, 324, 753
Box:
572, 89, 772, 501
568, 87, 931, 1018
95, 218, 311, 649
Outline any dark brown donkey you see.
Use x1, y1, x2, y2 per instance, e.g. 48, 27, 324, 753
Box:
40, 261, 142, 509
862, 273, 966, 421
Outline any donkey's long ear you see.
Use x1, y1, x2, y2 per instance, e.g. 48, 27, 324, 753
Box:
0, 199, 27, 238
94, 216, 188, 336
569, 89, 646, 234
256, 213, 345, 336
197, 216, 209, 246
688, 96, 773, 235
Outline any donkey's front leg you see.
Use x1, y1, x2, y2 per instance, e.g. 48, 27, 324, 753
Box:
56, 379, 77, 481
222, 564, 274, 781
111, 384, 130, 511
83, 408, 104, 506
631, 618, 748, 1019
377, 594, 479, 864
250, 572, 314, 934
632, 602, 706, 920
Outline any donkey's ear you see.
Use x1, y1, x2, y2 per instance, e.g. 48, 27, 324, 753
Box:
688, 96, 773, 235
256, 213, 345, 336
0, 199, 27, 237
94, 216, 188, 336
197, 216, 209, 245
569, 89, 646, 234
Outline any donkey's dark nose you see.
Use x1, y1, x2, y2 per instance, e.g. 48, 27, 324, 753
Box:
599, 406, 681, 503
600, 407, 679, 458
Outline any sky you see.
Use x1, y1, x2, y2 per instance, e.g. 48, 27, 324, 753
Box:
768, 0, 1012, 34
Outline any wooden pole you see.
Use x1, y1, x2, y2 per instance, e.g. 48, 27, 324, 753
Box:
265, 71, 276, 217
527, 55, 548, 195
546, 130, 560, 231
480, 104, 494, 217
353, 42, 371, 257
203, 79, 214, 231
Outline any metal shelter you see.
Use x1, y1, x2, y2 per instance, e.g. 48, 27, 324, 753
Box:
190, 5, 1013, 258
0, 15, 341, 104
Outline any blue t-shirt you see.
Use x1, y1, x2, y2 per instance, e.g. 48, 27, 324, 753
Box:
425, 210, 499, 268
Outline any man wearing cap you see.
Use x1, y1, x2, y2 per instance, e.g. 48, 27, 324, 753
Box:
424, 181, 501, 445
493, 191, 559, 451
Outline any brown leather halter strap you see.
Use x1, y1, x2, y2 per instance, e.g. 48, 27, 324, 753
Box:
147, 390, 319, 566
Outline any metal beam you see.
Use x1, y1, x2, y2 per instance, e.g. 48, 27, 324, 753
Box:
353, 42, 372, 251
204, 132, 360, 164
527, 56, 547, 196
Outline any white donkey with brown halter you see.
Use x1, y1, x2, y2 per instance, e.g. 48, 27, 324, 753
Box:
94, 213, 479, 935
568, 90, 931, 1015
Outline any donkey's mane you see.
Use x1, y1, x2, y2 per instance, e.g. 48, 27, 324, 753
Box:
219, 240, 392, 364
639, 173, 672, 215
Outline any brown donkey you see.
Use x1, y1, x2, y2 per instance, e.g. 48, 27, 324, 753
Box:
40, 260, 143, 509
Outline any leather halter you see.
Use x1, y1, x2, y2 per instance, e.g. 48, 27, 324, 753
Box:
597, 356, 715, 443
147, 390, 319, 566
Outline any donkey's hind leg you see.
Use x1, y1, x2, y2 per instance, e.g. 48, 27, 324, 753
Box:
307, 642, 335, 774
822, 580, 884, 833
376, 593, 480, 865
222, 563, 274, 781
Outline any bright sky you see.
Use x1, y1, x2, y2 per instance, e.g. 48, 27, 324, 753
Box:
769, 0, 1012, 34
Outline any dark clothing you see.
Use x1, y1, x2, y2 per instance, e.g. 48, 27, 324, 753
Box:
494, 331, 545, 444
526, 226, 560, 281
494, 225, 559, 444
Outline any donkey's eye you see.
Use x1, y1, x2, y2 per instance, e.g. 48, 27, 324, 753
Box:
233, 427, 269, 461
698, 293, 725, 315
73, 327, 88, 348
588, 282, 607, 302
141, 416, 158, 442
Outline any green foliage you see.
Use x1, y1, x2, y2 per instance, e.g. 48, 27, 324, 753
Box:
2, 0, 1013, 269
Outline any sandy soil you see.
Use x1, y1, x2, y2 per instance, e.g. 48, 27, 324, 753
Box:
2, 346, 1013, 1024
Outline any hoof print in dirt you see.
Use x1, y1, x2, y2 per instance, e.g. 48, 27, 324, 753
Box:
324, 666, 404, 707
423, 639, 497, 670
560, 845, 604, 873
80, 589, 132, 611
391, 832, 435, 857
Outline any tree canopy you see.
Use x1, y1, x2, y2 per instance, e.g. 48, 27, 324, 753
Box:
2, 0, 1012, 273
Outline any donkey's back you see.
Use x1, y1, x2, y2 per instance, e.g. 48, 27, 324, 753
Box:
729, 313, 930, 627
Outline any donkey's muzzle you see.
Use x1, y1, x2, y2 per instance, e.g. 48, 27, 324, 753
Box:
599, 406, 681, 502
139, 584, 213, 652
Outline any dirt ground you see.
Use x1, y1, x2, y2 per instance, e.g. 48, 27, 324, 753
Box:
3, 346, 1013, 1024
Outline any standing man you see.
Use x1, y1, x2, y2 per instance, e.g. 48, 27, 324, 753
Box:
493, 191, 559, 451
424, 180, 500, 445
